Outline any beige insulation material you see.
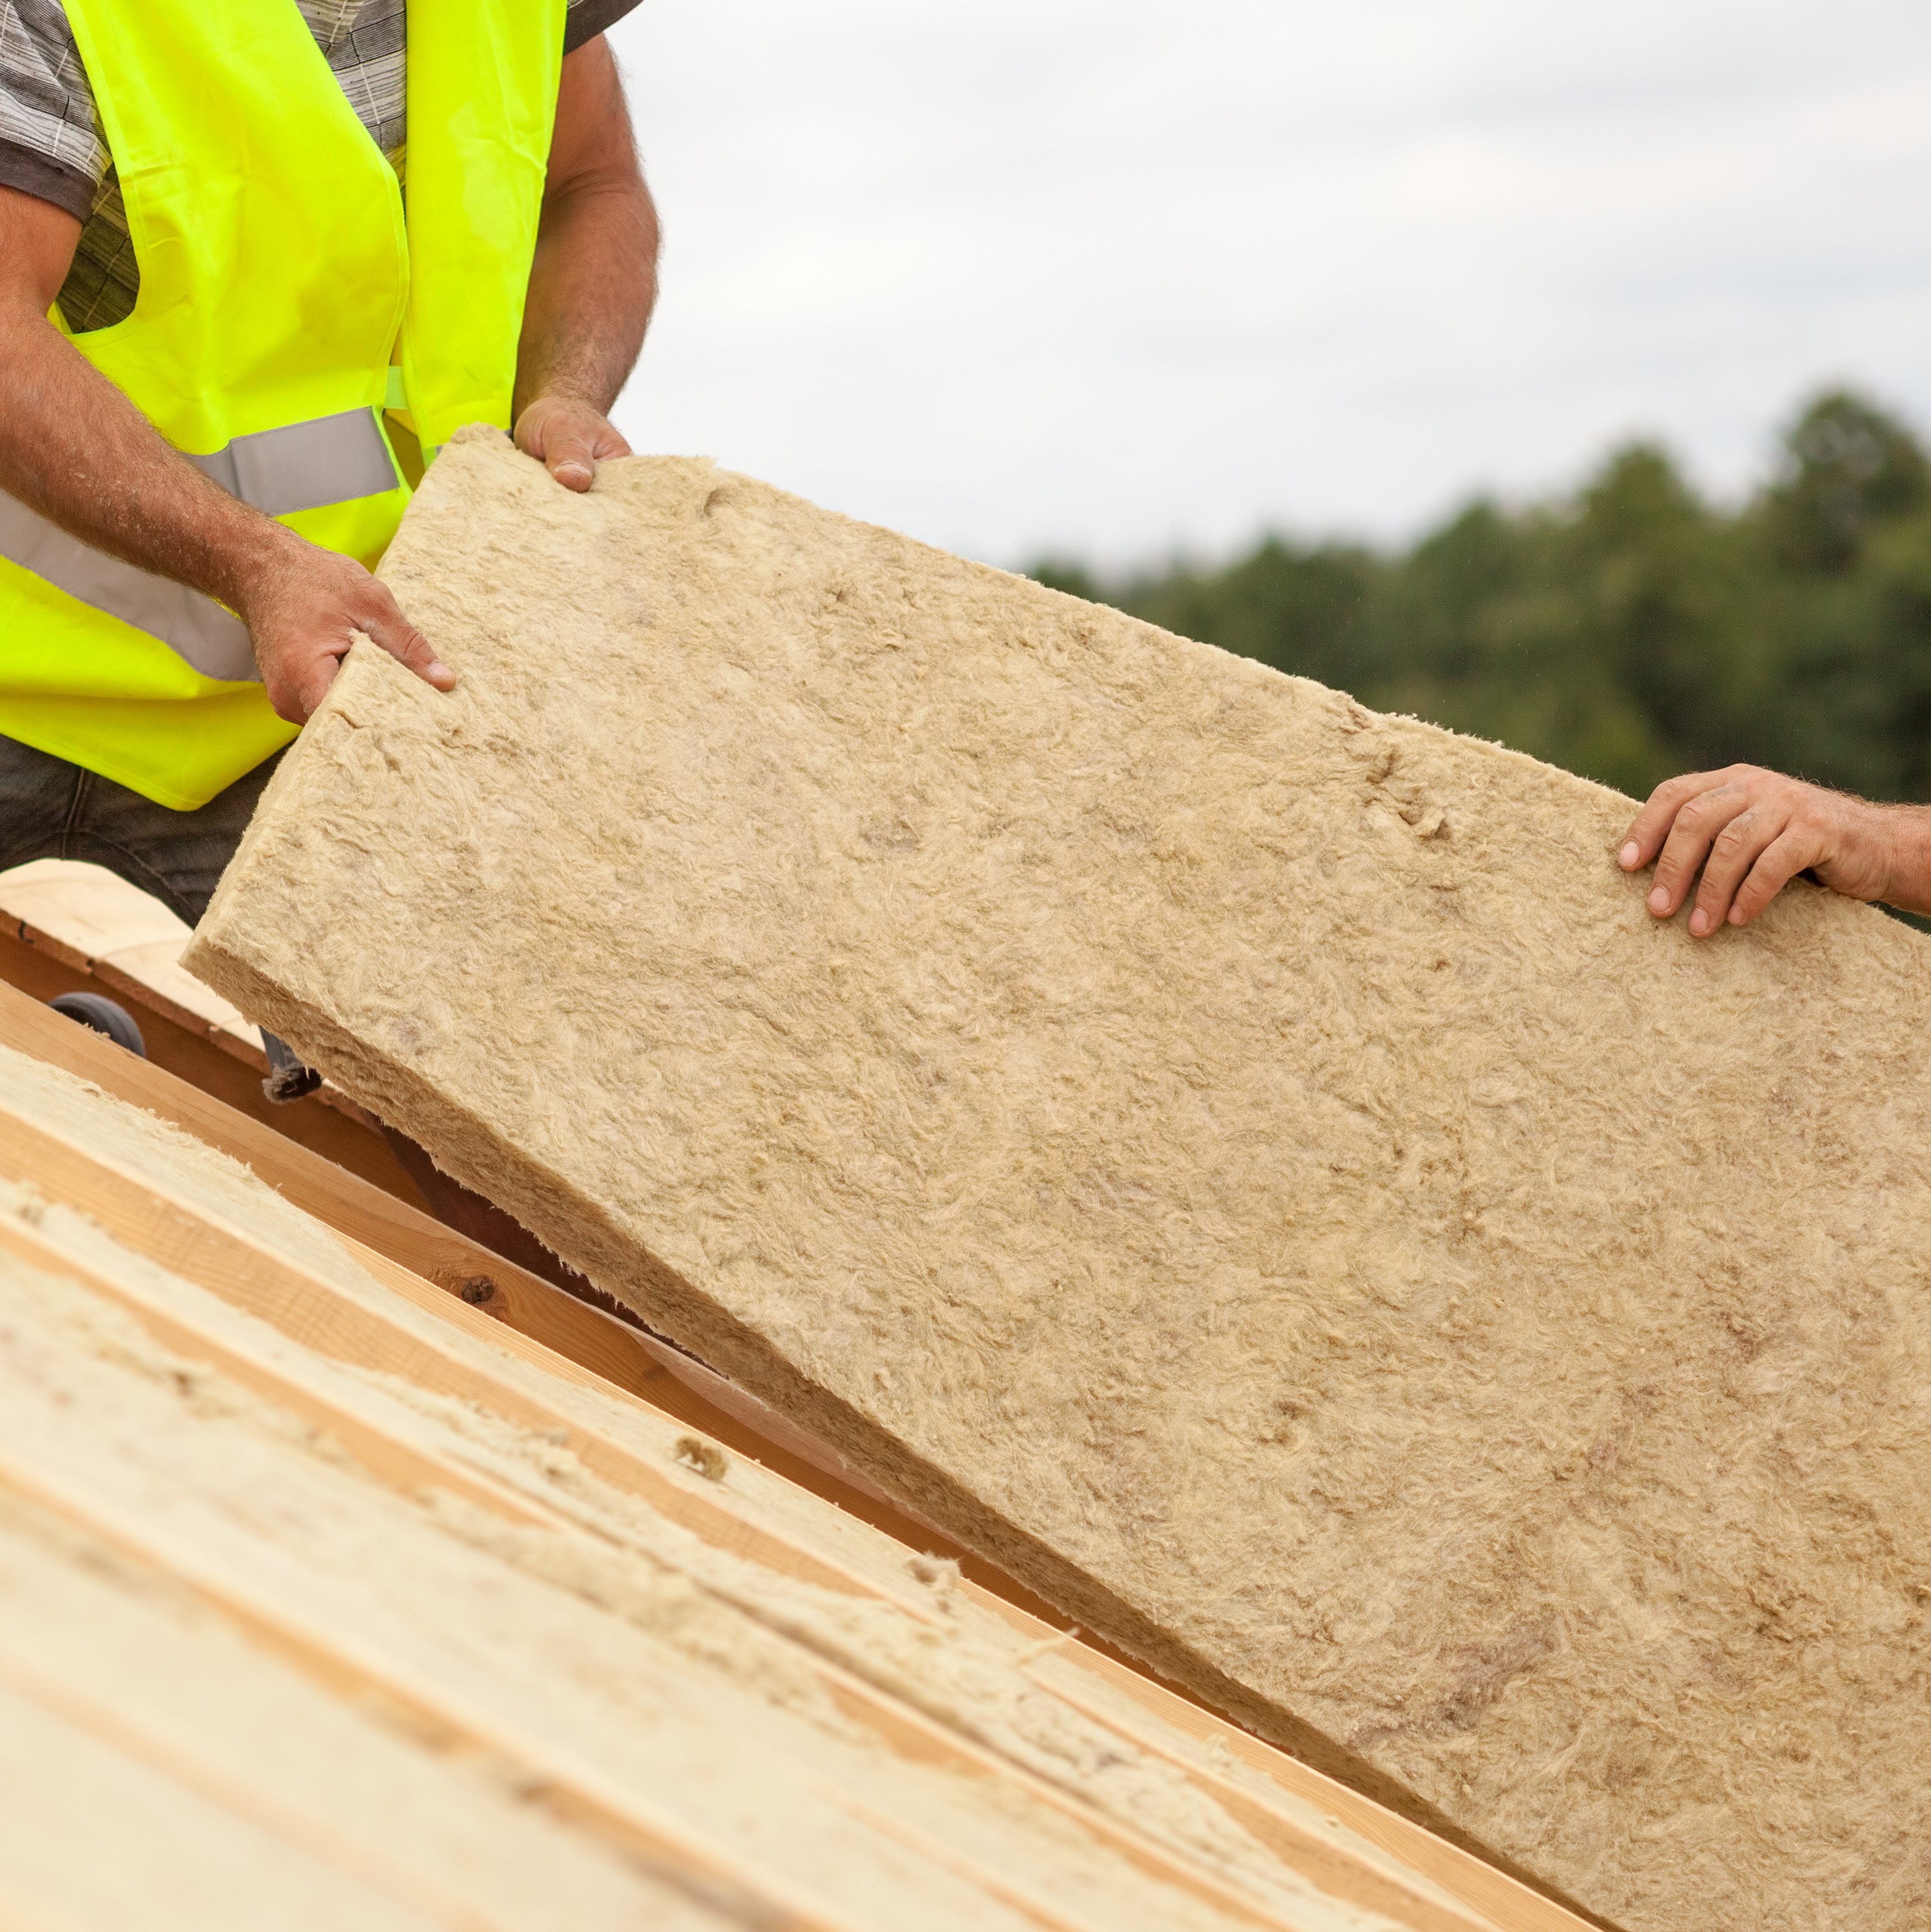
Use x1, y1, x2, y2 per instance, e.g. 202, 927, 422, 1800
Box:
0, 1057, 1423, 1932
187, 429, 1931, 1932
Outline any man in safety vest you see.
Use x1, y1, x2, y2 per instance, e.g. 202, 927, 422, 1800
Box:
0, 1, 657, 1262
0, 0, 655, 895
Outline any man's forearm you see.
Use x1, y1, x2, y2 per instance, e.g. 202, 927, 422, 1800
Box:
1, 300, 448, 723
513, 40, 659, 422
514, 179, 659, 418
0, 177, 447, 727
0, 306, 293, 609
1869, 803, 1931, 916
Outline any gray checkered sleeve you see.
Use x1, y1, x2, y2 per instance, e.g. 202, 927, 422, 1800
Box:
0, 0, 106, 222
565, 0, 643, 52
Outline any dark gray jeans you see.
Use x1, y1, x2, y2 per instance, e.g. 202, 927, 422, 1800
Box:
0, 732, 282, 928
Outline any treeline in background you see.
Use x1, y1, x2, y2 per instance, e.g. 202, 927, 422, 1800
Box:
1032, 390, 1931, 806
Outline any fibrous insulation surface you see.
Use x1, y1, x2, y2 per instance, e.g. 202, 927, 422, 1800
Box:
189, 429, 1931, 1932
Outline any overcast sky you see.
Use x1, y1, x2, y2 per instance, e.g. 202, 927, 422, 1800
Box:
606, 1, 1931, 567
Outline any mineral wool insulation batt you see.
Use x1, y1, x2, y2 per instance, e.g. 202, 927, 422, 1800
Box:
189, 427, 1931, 1932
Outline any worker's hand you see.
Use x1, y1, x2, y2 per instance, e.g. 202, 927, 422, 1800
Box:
1616, 765, 1896, 934
237, 532, 456, 726
514, 393, 631, 492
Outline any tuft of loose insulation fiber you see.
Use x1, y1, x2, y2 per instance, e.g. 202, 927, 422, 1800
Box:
188, 427, 1931, 1932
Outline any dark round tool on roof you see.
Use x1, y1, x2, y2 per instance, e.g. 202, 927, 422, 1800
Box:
48, 991, 148, 1059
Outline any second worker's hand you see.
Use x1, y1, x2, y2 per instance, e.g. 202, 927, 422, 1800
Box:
237, 529, 456, 727
1616, 764, 1899, 935
513, 393, 632, 493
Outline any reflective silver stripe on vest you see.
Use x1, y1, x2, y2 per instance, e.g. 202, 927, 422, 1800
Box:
185, 407, 399, 518
0, 493, 257, 681
0, 406, 398, 685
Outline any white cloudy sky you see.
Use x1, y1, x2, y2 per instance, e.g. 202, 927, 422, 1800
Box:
606, 1, 1931, 567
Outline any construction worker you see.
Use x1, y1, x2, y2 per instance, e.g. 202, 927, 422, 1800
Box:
1618, 765, 1931, 932
0, 0, 657, 1278
0, 0, 657, 908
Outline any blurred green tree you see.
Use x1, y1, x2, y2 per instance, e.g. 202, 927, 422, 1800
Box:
1030, 387, 1931, 806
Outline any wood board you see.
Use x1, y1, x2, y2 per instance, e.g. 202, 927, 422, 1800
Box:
0, 903, 423, 1202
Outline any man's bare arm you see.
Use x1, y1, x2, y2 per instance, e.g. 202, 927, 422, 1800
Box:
512, 34, 660, 491
1618, 765, 1931, 932
0, 186, 451, 727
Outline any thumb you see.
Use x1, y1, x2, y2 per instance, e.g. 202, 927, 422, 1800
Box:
546, 424, 599, 493
358, 592, 456, 693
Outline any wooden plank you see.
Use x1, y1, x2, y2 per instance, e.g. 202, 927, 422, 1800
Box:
0, 859, 257, 1045
0, 1211, 553, 1535
0, 1646, 503, 1932
0, 1484, 834, 1932
801, 1674, 1397, 1932
839, 1802, 1101, 1932
0, 1097, 936, 1621
0, 888, 255, 1054
0, 1674, 450, 1932
0, 1450, 862, 1932
0, 935, 425, 1205
0, 1251, 1450, 1932
1030, 1666, 1566, 1932
0, 1881, 89, 1932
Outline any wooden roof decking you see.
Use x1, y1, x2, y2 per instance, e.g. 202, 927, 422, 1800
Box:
0, 973, 1596, 1932
0, 858, 261, 1051
0, 859, 426, 1201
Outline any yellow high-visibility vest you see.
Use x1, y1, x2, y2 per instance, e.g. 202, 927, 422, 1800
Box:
0, 0, 566, 810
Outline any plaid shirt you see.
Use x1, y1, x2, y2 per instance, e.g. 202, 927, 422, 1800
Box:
0, 0, 638, 331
